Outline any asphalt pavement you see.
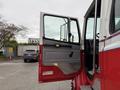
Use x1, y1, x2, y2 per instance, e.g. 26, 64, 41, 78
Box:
0, 59, 71, 90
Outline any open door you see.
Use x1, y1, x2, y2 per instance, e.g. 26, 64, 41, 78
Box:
39, 12, 81, 83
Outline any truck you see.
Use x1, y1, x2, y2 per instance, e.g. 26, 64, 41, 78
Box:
39, 0, 120, 90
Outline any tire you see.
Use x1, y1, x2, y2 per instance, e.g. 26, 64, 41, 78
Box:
25, 59, 30, 63
24, 59, 28, 63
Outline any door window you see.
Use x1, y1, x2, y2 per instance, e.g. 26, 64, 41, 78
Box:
86, 18, 100, 40
115, 0, 120, 31
44, 15, 69, 42
44, 15, 80, 44
70, 20, 79, 43
111, 0, 120, 33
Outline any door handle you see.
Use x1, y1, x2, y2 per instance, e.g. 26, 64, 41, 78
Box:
69, 52, 73, 57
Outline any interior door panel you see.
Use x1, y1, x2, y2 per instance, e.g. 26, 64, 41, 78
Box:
43, 38, 80, 74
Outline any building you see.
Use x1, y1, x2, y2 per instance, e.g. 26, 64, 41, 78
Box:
17, 44, 39, 56
28, 38, 40, 44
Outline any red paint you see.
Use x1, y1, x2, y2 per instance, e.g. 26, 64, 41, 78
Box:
38, 45, 43, 82
77, 47, 120, 90
100, 48, 120, 90
79, 51, 90, 85
40, 66, 79, 83
79, 47, 120, 90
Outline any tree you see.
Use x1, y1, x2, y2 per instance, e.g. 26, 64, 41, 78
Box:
0, 17, 28, 49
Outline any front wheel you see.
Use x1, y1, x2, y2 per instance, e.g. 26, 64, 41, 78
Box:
24, 59, 28, 63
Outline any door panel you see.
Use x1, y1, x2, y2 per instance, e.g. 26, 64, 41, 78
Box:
39, 12, 81, 82
43, 39, 80, 74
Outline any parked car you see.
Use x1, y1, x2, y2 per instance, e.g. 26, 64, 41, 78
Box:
23, 50, 39, 63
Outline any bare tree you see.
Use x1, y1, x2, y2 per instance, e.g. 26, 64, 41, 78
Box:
0, 18, 28, 49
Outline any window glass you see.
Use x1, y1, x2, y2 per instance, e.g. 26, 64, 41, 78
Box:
86, 18, 94, 39
44, 15, 68, 41
86, 18, 100, 39
70, 20, 79, 43
44, 15, 80, 43
114, 0, 120, 31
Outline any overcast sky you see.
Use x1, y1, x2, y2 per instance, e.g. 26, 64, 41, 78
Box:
0, 0, 93, 43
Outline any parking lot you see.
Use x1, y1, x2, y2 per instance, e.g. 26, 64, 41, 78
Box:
0, 59, 71, 90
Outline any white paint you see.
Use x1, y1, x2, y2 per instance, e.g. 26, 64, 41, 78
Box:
104, 41, 120, 51
40, 12, 44, 45
100, 0, 112, 39
99, 0, 113, 52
